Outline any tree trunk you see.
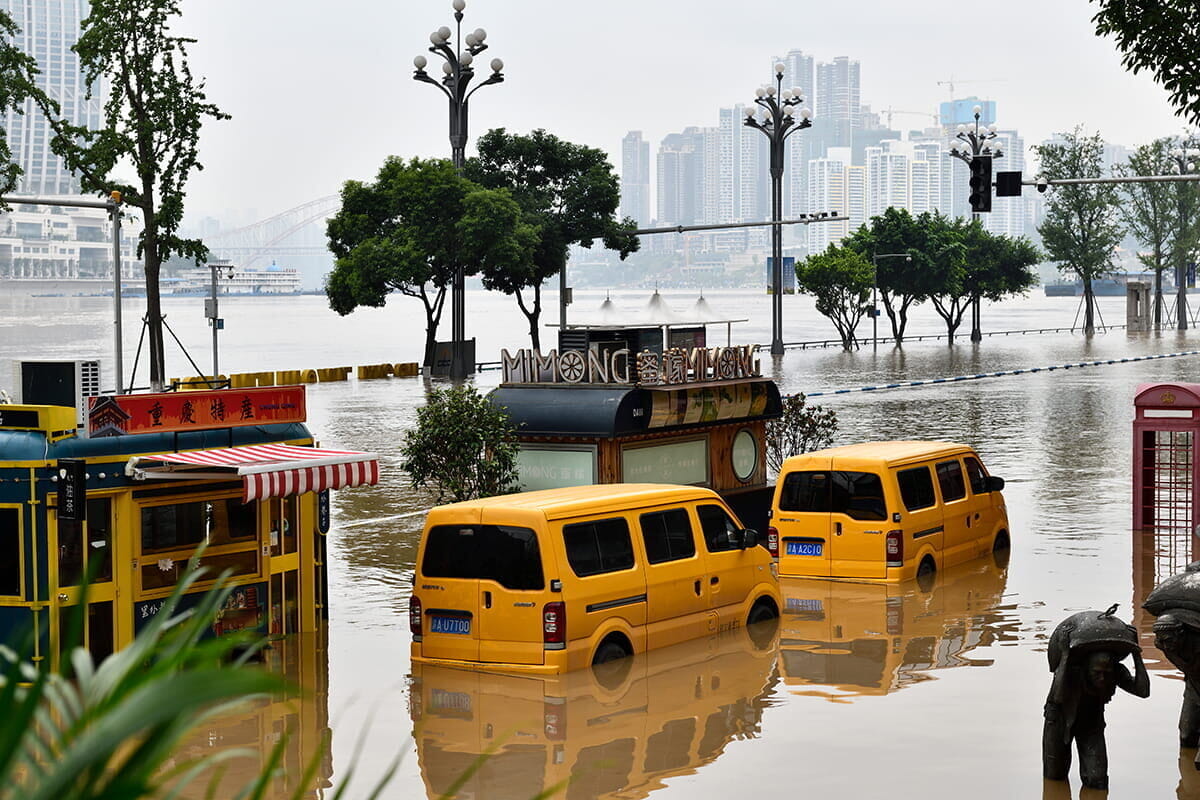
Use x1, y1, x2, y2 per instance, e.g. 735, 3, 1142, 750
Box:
516, 286, 543, 352
1154, 245, 1164, 330
142, 212, 165, 392
1083, 280, 1095, 335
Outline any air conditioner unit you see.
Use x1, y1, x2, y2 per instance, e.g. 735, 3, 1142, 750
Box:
10, 360, 102, 431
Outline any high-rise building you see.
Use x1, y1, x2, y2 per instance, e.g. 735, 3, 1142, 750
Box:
816, 56, 860, 149
0, 0, 101, 195
984, 130, 1026, 239
620, 131, 651, 227
806, 148, 850, 253
866, 144, 910, 218
656, 127, 706, 227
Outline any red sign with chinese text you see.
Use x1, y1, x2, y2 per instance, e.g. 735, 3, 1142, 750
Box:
87, 386, 306, 437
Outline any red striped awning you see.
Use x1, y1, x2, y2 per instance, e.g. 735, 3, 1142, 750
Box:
125, 443, 380, 502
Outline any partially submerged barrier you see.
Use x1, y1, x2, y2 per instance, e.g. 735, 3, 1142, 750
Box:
173, 361, 421, 389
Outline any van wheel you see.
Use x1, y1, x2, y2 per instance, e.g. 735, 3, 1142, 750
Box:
592, 637, 631, 666
746, 600, 780, 650
916, 556, 936, 592
747, 600, 778, 626
992, 531, 1010, 552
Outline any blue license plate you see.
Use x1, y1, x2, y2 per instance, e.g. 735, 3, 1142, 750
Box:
430, 616, 471, 635
786, 540, 823, 557
431, 689, 472, 714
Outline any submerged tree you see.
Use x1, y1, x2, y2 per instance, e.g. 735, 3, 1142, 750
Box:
1033, 128, 1124, 335
465, 128, 639, 352
764, 393, 838, 477
794, 244, 873, 351
1116, 138, 1178, 328
326, 157, 532, 367
47, 0, 227, 390
0, 9, 54, 202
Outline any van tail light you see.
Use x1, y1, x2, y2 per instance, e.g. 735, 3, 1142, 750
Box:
766, 527, 780, 558
543, 602, 566, 649
886, 530, 903, 567
409, 595, 423, 640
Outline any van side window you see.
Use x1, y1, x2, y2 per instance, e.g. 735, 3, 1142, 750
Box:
697, 504, 741, 552
640, 508, 697, 564
935, 460, 967, 502
422, 525, 545, 590
779, 471, 830, 512
563, 518, 635, 577
832, 472, 887, 521
896, 466, 936, 511
964, 456, 989, 494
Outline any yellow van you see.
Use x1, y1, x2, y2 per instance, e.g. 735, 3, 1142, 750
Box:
410, 483, 781, 674
769, 441, 1008, 581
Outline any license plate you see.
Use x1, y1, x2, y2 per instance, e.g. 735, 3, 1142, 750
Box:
431, 689, 472, 714
786, 540, 823, 557
430, 615, 471, 635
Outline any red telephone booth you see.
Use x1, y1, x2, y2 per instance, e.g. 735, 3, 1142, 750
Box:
1133, 383, 1200, 531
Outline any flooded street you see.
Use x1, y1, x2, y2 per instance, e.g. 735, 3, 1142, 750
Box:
3, 288, 1199, 797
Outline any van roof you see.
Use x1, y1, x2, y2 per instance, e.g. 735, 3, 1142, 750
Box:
785, 440, 973, 467
429, 483, 719, 520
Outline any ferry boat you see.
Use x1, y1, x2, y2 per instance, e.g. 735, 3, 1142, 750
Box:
0, 383, 378, 670
166, 261, 302, 296
1044, 272, 1172, 297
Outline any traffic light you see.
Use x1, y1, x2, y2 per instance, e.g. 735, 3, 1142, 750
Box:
969, 155, 992, 213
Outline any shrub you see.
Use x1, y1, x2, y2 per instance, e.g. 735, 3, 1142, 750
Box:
765, 393, 838, 476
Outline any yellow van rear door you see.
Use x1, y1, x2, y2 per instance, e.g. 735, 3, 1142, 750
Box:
828, 471, 888, 580
775, 459, 834, 578
476, 515, 548, 666
418, 518, 484, 663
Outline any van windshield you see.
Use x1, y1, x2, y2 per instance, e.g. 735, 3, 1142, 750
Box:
422, 525, 545, 590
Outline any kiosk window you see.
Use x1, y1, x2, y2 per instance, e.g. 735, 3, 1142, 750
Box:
640, 508, 696, 564
59, 498, 113, 587
422, 525, 544, 591
897, 467, 937, 511
142, 498, 255, 555
697, 504, 741, 552
936, 460, 967, 502
0, 508, 19, 596
563, 518, 635, 577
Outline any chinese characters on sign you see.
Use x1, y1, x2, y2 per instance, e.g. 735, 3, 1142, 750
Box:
501, 344, 761, 386
86, 386, 307, 437
56, 458, 86, 522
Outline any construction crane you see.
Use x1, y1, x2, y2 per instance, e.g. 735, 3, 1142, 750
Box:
937, 77, 1003, 100
882, 107, 939, 130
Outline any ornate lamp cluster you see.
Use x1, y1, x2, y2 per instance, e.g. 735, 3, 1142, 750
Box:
948, 104, 1003, 164
743, 63, 813, 143
1169, 133, 1200, 174
412, 0, 504, 170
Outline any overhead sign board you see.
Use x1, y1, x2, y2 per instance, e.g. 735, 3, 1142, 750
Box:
87, 386, 306, 437
501, 344, 761, 387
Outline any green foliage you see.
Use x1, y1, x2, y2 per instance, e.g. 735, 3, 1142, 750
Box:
765, 394, 838, 476
47, 0, 227, 389
0, 9, 55, 203
325, 157, 532, 367
1033, 128, 1125, 334
401, 385, 520, 503
794, 244, 873, 350
464, 128, 641, 351
1092, 1, 1200, 126
0, 560, 288, 800
1115, 138, 1181, 326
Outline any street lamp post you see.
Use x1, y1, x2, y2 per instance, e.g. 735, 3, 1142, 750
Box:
949, 105, 1003, 343
744, 63, 812, 357
412, 0, 504, 379
205, 263, 234, 383
1169, 135, 1200, 331
871, 252, 911, 350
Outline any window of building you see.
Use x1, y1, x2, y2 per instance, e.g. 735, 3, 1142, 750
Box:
640, 508, 696, 564
897, 466, 937, 511
563, 518, 635, 577
58, 498, 113, 587
936, 460, 967, 503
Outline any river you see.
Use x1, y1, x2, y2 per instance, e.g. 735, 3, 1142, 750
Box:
1, 287, 1197, 798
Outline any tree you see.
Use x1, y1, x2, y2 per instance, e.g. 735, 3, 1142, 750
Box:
464, 128, 640, 352
844, 208, 951, 343
401, 385, 520, 503
326, 157, 533, 367
1033, 128, 1125, 335
764, 393, 838, 477
1116, 138, 1177, 328
1092, 2, 1200, 126
0, 9, 55, 202
47, 0, 226, 391
929, 218, 1041, 340
794, 244, 873, 351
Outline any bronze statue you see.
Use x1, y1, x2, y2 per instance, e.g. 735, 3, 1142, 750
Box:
1042, 604, 1149, 791
1145, 562, 1200, 769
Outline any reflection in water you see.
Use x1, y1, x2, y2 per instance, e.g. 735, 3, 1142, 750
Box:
409, 625, 780, 800
1132, 527, 1200, 673
778, 553, 1016, 699
174, 631, 332, 799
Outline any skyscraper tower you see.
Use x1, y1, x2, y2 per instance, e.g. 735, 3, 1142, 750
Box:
0, 0, 101, 195
620, 131, 651, 227
816, 56, 861, 149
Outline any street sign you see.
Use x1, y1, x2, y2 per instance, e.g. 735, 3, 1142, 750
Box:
57, 458, 86, 522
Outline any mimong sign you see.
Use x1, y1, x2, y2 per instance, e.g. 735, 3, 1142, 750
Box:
501, 344, 761, 386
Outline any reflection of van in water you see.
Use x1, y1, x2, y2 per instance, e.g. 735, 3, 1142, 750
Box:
411, 484, 780, 674
770, 441, 1009, 581
409, 624, 779, 800
777, 554, 1013, 699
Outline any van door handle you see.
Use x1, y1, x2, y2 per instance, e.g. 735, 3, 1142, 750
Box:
483, 591, 492, 609
694, 580, 701, 596
835, 522, 842, 536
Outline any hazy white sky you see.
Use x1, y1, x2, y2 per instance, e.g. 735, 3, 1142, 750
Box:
178, 0, 1186, 225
